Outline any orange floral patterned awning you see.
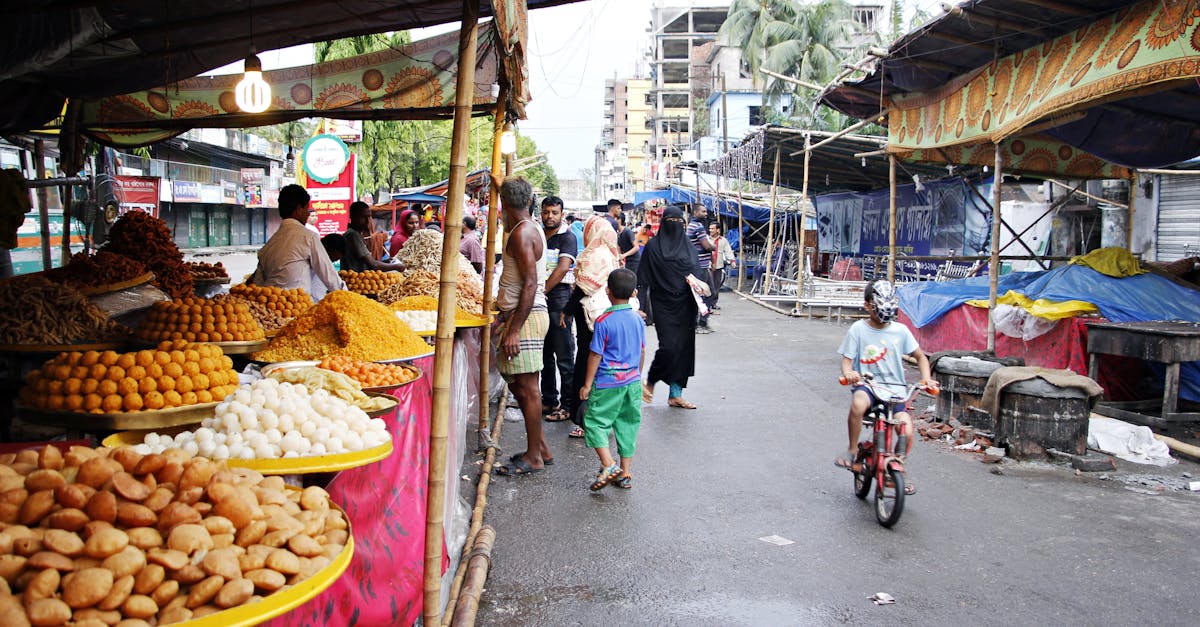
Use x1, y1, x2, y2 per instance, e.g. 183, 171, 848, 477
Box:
77, 25, 502, 148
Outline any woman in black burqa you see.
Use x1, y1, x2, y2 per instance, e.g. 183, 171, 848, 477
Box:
637, 205, 702, 409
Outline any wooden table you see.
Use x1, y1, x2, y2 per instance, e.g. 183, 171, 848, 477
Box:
1087, 320, 1200, 425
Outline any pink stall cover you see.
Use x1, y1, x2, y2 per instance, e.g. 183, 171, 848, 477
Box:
266, 353, 444, 627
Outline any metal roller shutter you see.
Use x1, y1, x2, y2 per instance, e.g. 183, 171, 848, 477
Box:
1156, 175, 1200, 261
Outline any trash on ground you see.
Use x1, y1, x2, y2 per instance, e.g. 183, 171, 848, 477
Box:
1088, 416, 1175, 466
869, 592, 896, 605
757, 534, 794, 546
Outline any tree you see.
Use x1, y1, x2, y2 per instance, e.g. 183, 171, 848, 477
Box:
514, 135, 558, 196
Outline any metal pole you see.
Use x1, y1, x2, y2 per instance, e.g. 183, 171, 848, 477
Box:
477, 86, 507, 440
987, 143, 1004, 352
888, 154, 897, 282
763, 146, 781, 294
33, 141, 51, 271
61, 185, 72, 261
425, 1, 479, 623
796, 132, 811, 311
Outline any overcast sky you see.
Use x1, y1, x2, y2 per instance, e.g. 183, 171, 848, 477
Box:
220, 0, 947, 183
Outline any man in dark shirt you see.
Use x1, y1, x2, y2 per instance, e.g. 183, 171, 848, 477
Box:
539, 196, 579, 425
686, 203, 716, 333
342, 202, 402, 273
617, 213, 641, 276
605, 198, 622, 232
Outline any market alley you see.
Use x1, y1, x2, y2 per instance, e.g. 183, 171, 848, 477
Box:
480, 297, 1200, 626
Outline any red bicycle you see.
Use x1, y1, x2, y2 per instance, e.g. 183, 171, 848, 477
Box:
839, 373, 938, 528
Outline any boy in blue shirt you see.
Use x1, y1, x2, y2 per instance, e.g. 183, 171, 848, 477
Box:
836, 280, 937, 494
579, 268, 645, 491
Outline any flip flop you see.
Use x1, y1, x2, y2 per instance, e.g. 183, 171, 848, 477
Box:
667, 398, 697, 409
642, 383, 653, 403
904, 482, 917, 495
613, 474, 632, 489
568, 426, 585, 438
508, 452, 553, 466
496, 457, 544, 477
834, 452, 863, 473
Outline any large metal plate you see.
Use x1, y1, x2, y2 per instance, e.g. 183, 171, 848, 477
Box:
16, 401, 218, 431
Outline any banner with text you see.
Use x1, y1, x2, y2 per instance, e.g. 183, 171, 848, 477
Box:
308, 153, 355, 236
813, 177, 990, 257
115, 175, 161, 217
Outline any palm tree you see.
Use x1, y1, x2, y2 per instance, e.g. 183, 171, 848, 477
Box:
719, 0, 863, 130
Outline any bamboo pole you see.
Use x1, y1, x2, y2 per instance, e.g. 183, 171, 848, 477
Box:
887, 154, 897, 282
795, 133, 811, 312
425, 1, 479, 623
787, 110, 893, 156
1126, 172, 1136, 250
736, 188, 744, 291
442, 396, 506, 624
448, 526, 497, 626
987, 143, 1004, 352
33, 141, 51, 270
477, 85, 508, 440
762, 146, 781, 295
61, 184, 72, 261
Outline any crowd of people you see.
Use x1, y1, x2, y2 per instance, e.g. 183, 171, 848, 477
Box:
249, 180, 740, 491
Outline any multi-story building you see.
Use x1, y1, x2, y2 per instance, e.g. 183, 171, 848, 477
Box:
646, 2, 729, 170
596, 76, 654, 199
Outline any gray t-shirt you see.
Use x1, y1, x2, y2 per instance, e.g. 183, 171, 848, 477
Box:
837, 320, 919, 399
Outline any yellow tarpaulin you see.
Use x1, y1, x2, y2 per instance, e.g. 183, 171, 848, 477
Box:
966, 290, 1098, 321
1069, 247, 1146, 278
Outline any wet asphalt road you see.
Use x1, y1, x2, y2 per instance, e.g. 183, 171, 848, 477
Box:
477, 296, 1200, 626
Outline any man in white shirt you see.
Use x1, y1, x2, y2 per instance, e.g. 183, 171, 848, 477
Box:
251, 184, 346, 302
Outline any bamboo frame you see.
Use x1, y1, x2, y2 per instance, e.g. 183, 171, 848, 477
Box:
736, 188, 744, 291
33, 140, 51, 270
986, 143, 1004, 352
476, 87, 507, 439
1127, 172, 1136, 250
447, 525, 496, 626
762, 146, 781, 294
887, 154, 897, 282
424, 1, 479, 623
795, 132, 811, 312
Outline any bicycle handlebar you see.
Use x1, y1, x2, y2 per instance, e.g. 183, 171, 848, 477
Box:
838, 372, 940, 399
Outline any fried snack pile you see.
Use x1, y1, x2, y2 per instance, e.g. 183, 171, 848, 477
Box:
228, 285, 312, 318
318, 356, 421, 389
0, 445, 349, 626
253, 291, 429, 362
19, 341, 239, 413
185, 261, 228, 281
45, 251, 148, 290
216, 295, 289, 335
0, 275, 128, 345
338, 270, 401, 295
135, 298, 264, 344
377, 269, 483, 315
100, 212, 193, 299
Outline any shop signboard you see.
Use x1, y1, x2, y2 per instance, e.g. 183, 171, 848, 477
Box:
241, 168, 265, 207
222, 180, 240, 204
114, 175, 161, 217
172, 180, 202, 203
323, 118, 363, 143
302, 134, 355, 236
199, 184, 223, 205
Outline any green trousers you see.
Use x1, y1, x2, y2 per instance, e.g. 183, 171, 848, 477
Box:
583, 381, 642, 458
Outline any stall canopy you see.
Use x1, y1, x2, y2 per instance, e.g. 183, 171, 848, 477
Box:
705, 126, 959, 194
633, 185, 778, 223
0, 0, 578, 135
818, 0, 1200, 175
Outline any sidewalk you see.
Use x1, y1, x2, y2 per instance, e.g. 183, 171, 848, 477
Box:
478, 296, 1200, 625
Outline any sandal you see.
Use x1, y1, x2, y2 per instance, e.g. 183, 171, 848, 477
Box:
589, 464, 622, 491
667, 398, 697, 409
544, 407, 571, 422
642, 383, 653, 403
509, 452, 553, 466
568, 426, 585, 438
496, 457, 544, 477
834, 451, 860, 472
904, 481, 917, 496
613, 473, 632, 489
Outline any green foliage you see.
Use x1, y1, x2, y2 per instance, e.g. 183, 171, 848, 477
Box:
515, 134, 558, 196
693, 97, 710, 138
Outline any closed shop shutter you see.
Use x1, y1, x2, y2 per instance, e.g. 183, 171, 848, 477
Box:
1156, 175, 1200, 261
187, 205, 209, 248
231, 206, 250, 246
209, 206, 231, 246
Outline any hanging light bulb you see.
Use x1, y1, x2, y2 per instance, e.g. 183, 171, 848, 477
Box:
499, 122, 517, 155
235, 52, 271, 113
861, 157, 867, 167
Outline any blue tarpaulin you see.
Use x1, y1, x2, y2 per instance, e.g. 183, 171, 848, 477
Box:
899, 266, 1200, 401
632, 186, 782, 223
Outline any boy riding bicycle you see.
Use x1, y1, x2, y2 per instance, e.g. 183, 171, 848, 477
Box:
835, 280, 937, 494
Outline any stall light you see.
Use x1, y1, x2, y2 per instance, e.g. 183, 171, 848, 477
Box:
499, 122, 517, 155
235, 52, 271, 113
861, 157, 866, 167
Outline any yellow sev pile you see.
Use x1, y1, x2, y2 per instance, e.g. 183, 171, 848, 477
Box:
253, 290, 430, 362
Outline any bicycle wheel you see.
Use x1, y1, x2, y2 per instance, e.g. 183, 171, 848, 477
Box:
875, 467, 905, 528
853, 444, 872, 500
